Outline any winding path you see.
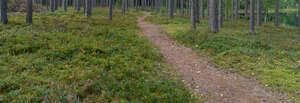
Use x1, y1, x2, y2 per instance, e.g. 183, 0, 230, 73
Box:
137, 13, 289, 103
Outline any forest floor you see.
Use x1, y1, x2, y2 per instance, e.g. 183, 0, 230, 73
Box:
138, 13, 292, 103
0, 9, 196, 103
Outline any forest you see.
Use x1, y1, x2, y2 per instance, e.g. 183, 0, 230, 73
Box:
0, 0, 299, 103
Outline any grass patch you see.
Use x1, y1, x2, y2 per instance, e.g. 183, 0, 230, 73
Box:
0, 8, 196, 102
146, 13, 300, 102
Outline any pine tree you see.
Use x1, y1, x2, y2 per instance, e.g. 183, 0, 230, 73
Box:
109, 0, 113, 20
0, 0, 8, 24
209, 0, 218, 33
250, 0, 255, 34
218, 0, 223, 29
257, 0, 262, 26
26, 0, 33, 24
275, 0, 280, 26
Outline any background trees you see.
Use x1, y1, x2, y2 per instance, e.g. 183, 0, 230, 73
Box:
0, 0, 298, 33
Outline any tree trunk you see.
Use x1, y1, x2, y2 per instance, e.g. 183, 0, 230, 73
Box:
225, 0, 228, 20
26, 0, 33, 24
0, 0, 8, 24
200, 0, 204, 18
63, 0, 67, 11
257, 0, 262, 26
191, 0, 196, 29
275, 0, 279, 26
174, 0, 177, 14
218, 0, 223, 29
122, 0, 126, 14
46, 0, 49, 9
245, 0, 248, 18
231, 0, 234, 21
108, 0, 113, 20
250, 0, 255, 34
180, 0, 184, 16
235, 0, 239, 19
209, 0, 218, 33
50, 0, 55, 12
168, 0, 174, 19
85, 0, 91, 17
207, 0, 209, 16
195, 0, 199, 22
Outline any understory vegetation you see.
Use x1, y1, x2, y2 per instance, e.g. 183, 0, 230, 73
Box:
146, 13, 300, 102
0, 8, 196, 103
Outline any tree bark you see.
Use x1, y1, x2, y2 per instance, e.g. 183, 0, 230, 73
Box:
225, 0, 228, 20
195, 0, 199, 22
250, 0, 255, 34
168, 0, 174, 19
235, 0, 239, 19
200, 0, 204, 18
50, 0, 55, 12
209, 0, 218, 33
245, 0, 248, 18
109, 0, 113, 20
207, 0, 210, 16
180, 0, 184, 16
0, 0, 8, 24
257, 0, 262, 26
275, 0, 279, 26
218, 0, 223, 29
231, 0, 234, 21
122, 0, 126, 14
85, 0, 92, 17
63, 0, 67, 11
26, 0, 33, 24
191, 0, 196, 29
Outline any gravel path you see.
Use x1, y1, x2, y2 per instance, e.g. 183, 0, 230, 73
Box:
138, 13, 291, 103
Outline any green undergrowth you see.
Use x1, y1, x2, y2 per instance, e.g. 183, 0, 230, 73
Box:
0, 8, 196, 102
146, 13, 300, 102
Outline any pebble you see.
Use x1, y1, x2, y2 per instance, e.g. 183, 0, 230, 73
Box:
196, 71, 201, 74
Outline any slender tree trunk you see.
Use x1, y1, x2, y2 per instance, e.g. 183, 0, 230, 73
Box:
250, 0, 255, 34
63, 0, 67, 11
191, 0, 196, 29
0, 0, 8, 24
168, 0, 174, 19
245, 0, 248, 18
218, 0, 223, 29
174, 0, 177, 14
257, 0, 262, 26
27, 0, 33, 24
209, 0, 218, 33
235, 0, 239, 19
195, 0, 199, 22
122, 0, 126, 14
85, 0, 91, 17
180, 0, 184, 16
225, 0, 228, 20
200, 0, 204, 18
275, 0, 279, 26
46, 0, 49, 9
50, 0, 55, 12
231, 0, 234, 21
108, 0, 113, 20
207, 0, 210, 16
